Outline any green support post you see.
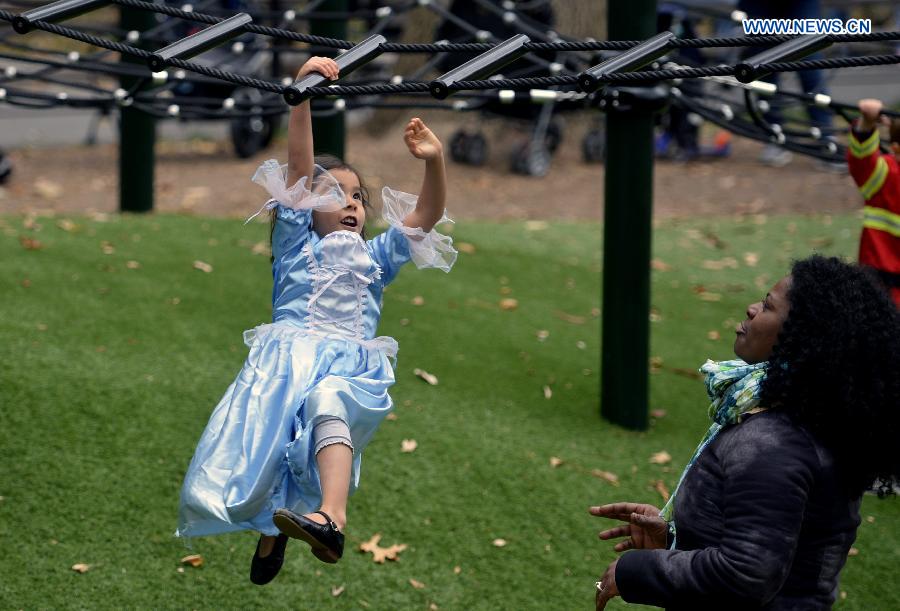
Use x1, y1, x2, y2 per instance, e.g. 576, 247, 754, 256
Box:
118, 6, 155, 212
310, 0, 347, 158
600, 0, 658, 430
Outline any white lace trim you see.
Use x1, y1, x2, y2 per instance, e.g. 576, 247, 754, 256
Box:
381, 186, 457, 273
242, 321, 398, 359
245, 160, 345, 223
302, 239, 382, 340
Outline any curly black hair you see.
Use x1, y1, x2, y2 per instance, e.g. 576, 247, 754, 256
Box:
760, 255, 900, 497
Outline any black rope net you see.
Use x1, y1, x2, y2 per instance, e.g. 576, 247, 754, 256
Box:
0, 0, 897, 162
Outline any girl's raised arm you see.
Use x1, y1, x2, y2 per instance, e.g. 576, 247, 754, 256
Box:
286, 57, 340, 187
401, 118, 447, 233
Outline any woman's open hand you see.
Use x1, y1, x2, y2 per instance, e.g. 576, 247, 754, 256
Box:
590, 502, 668, 551
404, 117, 443, 160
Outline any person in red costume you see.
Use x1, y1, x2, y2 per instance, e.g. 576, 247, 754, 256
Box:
847, 98, 900, 306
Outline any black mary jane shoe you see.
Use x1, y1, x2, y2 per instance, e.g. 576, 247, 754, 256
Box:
273, 509, 344, 564
250, 533, 288, 585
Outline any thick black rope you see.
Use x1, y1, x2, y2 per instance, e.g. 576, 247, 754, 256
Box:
0, 9, 286, 93
84, 1, 900, 52
2, 8, 899, 100
301, 54, 900, 96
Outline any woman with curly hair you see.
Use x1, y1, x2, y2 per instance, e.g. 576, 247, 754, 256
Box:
591, 255, 900, 610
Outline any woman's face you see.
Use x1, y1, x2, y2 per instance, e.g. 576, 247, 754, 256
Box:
734, 275, 792, 364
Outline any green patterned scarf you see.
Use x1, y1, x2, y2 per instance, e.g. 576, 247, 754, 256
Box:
659, 359, 768, 544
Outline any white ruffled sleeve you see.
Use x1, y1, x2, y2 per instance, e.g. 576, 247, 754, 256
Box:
380, 186, 457, 273
245, 159, 345, 223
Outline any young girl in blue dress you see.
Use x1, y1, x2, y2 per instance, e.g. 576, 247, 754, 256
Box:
176, 56, 456, 585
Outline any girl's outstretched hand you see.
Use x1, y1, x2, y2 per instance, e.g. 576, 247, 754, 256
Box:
404, 118, 443, 160
297, 56, 340, 81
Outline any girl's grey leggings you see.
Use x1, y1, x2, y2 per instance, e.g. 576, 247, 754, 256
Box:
312, 416, 353, 455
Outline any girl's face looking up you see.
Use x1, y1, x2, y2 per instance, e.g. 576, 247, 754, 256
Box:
312, 168, 367, 237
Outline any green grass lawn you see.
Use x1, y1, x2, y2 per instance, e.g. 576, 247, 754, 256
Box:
1, 211, 897, 610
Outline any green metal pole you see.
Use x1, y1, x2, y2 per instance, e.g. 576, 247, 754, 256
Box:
118, 6, 155, 212
309, 0, 347, 158
600, 0, 657, 430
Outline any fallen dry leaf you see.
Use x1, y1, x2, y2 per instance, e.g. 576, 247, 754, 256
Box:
457, 242, 476, 254
100, 241, 114, 255
866, 516, 875, 524
126, 260, 141, 269
536, 329, 549, 341
492, 538, 507, 547
359, 533, 408, 563
554, 310, 586, 325
401, 439, 418, 453
499, 286, 513, 295
549, 456, 563, 468
653, 480, 671, 502
668, 367, 703, 381
543, 385, 552, 400
592, 469, 620, 486
650, 409, 667, 419
649, 356, 664, 374
385, 413, 398, 421
19, 236, 43, 250
499, 298, 518, 311
411, 295, 425, 306
331, 584, 345, 597
413, 368, 438, 385
699, 292, 722, 302
71, 563, 90, 573
56, 219, 77, 232
650, 451, 672, 465
743, 252, 759, 267
429, 603, 439, 611
453, 566, 462, 575
193, 260, 213, 273
707, 330, 721, 340
524, 220, 548, 231
176, 567, 185, 574
409, 579, 426, 589
847, 547, 859, 557
180, 554, 204, 568
651, 258, 672, 271
701, 257, 738, 271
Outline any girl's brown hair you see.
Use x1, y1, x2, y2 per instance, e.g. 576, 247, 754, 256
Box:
268, 155, 372, 260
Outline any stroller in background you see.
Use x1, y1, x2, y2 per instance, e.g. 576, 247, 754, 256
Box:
433, 0, 574, 176
161, 0, 279, 158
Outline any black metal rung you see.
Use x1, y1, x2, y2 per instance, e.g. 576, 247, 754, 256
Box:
429, 34, 530, 100
577, 31, 675, 93
13, 0, 111, 34
283, 34, 387, 106
147, 13, 253, 72
735, 34, 831, 83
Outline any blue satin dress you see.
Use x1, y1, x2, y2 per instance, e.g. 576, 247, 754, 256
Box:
177, 161, 456, 538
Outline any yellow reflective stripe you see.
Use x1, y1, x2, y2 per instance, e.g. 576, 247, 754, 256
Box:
849, 129, 880, 158
859, 157, 889, 200
863, 206, 900, 239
